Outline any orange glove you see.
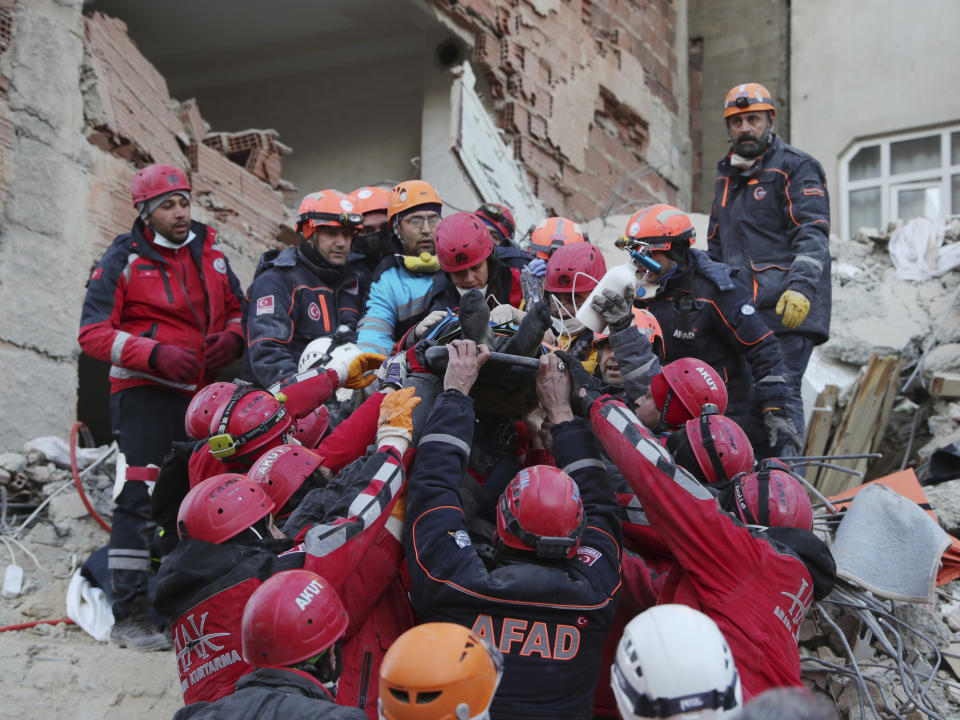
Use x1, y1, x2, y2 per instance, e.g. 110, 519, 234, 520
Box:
376, 387, 421, 453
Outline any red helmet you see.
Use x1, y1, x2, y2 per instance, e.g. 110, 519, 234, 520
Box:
185, 382, 239, 440
248, 444, 324, 513
241, 569, 348, 668
290, 405, 330, 449
207, 387, 291, 461
476, 202, 516, 241
177, 473, 275, 543
496, 465, 586, 559
130, 164, 191, 206
349, 186, 390, 216
528, 216, 585, 260
731, 468, 812, 530
435, 212, 494, 272
296, 189, 363, 240
624, 204, 695, 251
724, 82, 776, 119
650, 358, 728, 427
685, 414, 754, 484
544, 242, 607, 294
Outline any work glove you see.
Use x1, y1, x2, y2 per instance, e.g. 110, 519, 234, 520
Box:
775, 289, 811, 329
414, 310, 448, 340
591, 287, 634, 333
520, 264, 544, 308
149, 344, 202, 383
556, 350, 604, 418
328, 348, 386, 389
527, 258, 547, 278
203, 331, 243, 372
377, 352, 409, 391
762, 406, 802, 450
375, 386, 421, 454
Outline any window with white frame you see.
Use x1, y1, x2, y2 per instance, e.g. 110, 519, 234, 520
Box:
840, 124, 960, 238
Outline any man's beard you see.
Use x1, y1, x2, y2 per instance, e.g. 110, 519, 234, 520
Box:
734, 133, 764, 158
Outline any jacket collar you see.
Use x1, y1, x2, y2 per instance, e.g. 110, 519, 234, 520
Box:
235, 667, 336, 701
719, 133, 782, 178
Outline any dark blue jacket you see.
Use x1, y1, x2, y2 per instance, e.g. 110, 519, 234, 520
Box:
243, 245, 368, 386
637, 250, 788, 437
404, 390, 621, 720
707, 135, 831, 343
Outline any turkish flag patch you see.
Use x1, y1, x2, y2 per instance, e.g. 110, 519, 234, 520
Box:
90, 268, 103, 281
576, 546, 602, 566
256, 295, 275, 316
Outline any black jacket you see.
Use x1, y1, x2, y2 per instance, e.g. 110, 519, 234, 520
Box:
404, 390, 622, 720
171, 667, 367, 720
638, 249, 788, 431
244, 245, 369, 386
707, 135, 831, 343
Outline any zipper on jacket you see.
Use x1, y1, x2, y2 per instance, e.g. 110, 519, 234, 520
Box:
357, 650, 372, 709
140, 321, 158, 339
157, 265, 175, 304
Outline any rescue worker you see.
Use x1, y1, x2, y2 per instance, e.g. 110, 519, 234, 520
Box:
564, 358, 836, 701
378, 622, 503, 720
350, 185, 394, 271
155, 388, 414, 709
172, 569, 367, 719
404, 341, 621, 720
357, 180, 444, 355
611, 605, 743, 720
79, 163, 245, 651
475, 201, 532, 269
524, 215, 588, 278
626, 204, 800, 456
245, 189, 369, 386
632, 356, 728, 434
543, 241, 607, 362
707, 83, 831, 448
589, 305, 664, 402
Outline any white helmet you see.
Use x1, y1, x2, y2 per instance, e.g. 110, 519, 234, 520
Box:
298, 336, 361, 375
611, 605, 742, 720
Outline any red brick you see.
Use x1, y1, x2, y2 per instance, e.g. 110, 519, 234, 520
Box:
473, 30, 499, 70
528, 112, 548, 140
178, 99, 207, 141
503, 101, 530, 134
514, 137, 562, 180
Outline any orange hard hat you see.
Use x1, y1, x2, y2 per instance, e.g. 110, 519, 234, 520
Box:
379, 622, 503, 720
527, 216, 585, 260
296, 190, 363, 240
624, 204, 695, 251
632, 308, 664, 359
387, 180, 442, 221
349, 186, 390, 216
723, 82, 776, 119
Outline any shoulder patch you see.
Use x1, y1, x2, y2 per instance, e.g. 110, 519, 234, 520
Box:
212, 257, 227, 274
90, 268, 103, 281
741, 303, 756, 316
576, 546, 602, 566
256, 295, 275, 315
450, 529, 471, 549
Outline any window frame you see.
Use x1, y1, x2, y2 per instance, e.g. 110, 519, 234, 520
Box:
840, 123, 960, 238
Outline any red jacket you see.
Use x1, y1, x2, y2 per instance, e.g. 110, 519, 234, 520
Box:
79, 219, 244, 395
589, 394, 835, 701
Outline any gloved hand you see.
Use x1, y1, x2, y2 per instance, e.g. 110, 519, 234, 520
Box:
556, 350, 604, 417
150, 344, 202, 383
590, 287, 634, 333
329, 350, 387, 389
377, 352, 408, 390
490, 304, 521, 325
762, 406, 802, 450
414, 310, 448, 340
376, 386, 422, 454
775, 289, 811, 329
203, 331, 243, 372
527, 258, 547, 278
520, 265, 543, 307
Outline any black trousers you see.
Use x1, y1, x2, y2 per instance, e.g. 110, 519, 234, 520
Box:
109, 385, 191, 621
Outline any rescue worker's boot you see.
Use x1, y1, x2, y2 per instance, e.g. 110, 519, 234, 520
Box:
110, 612, 172, 652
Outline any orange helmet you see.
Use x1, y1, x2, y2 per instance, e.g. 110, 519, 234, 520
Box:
724, 82, 776, 118
387, 180, 442, 221
296, 189, 363, 240
624, 204, 695, 251
349, 186, 390, 216
632, 308, 664, 359
527, 216, 585, 260
379, 622, 503, 720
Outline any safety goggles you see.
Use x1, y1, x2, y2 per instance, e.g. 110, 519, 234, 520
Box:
612, 663, 740, 718
401, 213, 441, 229
300, 211, 364, 229
498, 491, 586, 559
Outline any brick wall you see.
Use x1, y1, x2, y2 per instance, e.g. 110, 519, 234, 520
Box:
431, 0, 689, 221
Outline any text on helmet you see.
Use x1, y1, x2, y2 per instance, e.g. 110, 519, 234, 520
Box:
295, 578, 325, 610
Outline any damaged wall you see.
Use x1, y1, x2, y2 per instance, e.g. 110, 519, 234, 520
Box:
430, 0, 692, 220
0, 0, 295, 449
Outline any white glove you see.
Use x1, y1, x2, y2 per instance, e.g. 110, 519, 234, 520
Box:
414, 310, 448, 340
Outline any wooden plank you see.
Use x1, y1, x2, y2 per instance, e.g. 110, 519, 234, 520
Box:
815, 356, 901, 496
804, 384, 839, 488
930, 372, 960, 398
870, 356, 904, 454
